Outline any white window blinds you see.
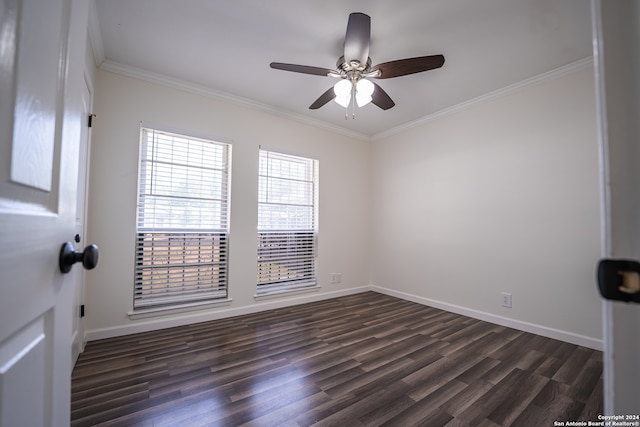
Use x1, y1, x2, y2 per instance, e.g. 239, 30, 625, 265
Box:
134, 127, 230, 309
257, 150, 318, 295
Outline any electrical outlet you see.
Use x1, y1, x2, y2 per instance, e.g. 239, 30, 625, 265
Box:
501, 292, 512, 308
331, 273, 342, 284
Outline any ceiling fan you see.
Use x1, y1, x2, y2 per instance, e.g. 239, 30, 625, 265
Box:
270, 12, 445, 116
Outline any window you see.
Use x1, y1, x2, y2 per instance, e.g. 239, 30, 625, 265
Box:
134, 127, 230, 309
257, 150, 318, 295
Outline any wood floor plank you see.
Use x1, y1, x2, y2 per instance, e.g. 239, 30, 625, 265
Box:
294, 391, 363, 427
380, 401, 454, 427
440, 378, 495, 417
404, 354, 486, 401
455, 368, 530, 426
71, 291, 602, 426
534, 354, 565, 378
310, 381, 412, 427
356, 391, 417, 427
569, 357, 605, 403
518, 379, 587, 425
486, 372, 549, 426
580, 377, 604, 421
356, 334, 439, 371
553, 346, 594, 384
238, 390, 332, 427
324, 356, 416, 398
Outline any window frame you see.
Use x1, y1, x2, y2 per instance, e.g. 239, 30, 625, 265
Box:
256, 148, 319, 296
133, 125, 231, 310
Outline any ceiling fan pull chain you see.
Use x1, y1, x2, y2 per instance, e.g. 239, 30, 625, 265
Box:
353, 92, 357, 119
351, 85, 356, 119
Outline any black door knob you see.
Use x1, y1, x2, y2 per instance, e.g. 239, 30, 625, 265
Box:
597, 259, 640, 303
59, 242, 99, 274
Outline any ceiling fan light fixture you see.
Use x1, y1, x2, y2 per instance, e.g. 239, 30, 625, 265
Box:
270, 13, 444, 114
334, 79, 352, 108
355, 79, 374, 107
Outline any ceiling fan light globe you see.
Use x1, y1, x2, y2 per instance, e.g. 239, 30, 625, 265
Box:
334, 79, 351, 96
356, 78, 374, 95
356, 93, 372, 107
334, 79, 352, 108
355, 79, 374, 107
335, 96, 351, 108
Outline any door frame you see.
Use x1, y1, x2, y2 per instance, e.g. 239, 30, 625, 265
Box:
71, 70, 94, 366
591, 0, 640, 414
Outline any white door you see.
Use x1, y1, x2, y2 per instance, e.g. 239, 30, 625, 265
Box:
71, 76, 93, 367
0, 0, 89, 426
591, 0, 640, 414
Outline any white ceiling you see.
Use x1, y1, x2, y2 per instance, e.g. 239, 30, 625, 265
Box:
91, 0, 593, 138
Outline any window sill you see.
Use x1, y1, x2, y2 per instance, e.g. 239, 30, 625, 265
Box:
254, 285, 320, 301
128, 298, 233, 320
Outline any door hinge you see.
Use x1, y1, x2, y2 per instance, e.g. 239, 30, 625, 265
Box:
88, 114, 96, 128
80, 304, 85, 318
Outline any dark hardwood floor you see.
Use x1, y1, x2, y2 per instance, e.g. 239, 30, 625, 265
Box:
71, 292, 603, 426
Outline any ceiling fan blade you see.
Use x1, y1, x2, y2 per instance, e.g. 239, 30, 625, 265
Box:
270, 62, 334, 77
371, 55, 445, 79
344, 12, 370, 67
309, 87, 336, 109
371, 82, 395, 110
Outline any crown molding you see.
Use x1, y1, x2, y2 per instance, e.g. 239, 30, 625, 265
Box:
98, 60, 370, 141
372, 57, 594, 141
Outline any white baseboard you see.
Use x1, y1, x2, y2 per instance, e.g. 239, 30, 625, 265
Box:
84, 286, 371, 342
85, 284, 603, 351
371, 285, 603, 351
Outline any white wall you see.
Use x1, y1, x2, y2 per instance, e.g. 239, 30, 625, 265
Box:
85, 69, 371, 339
370, 66, 603, 347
